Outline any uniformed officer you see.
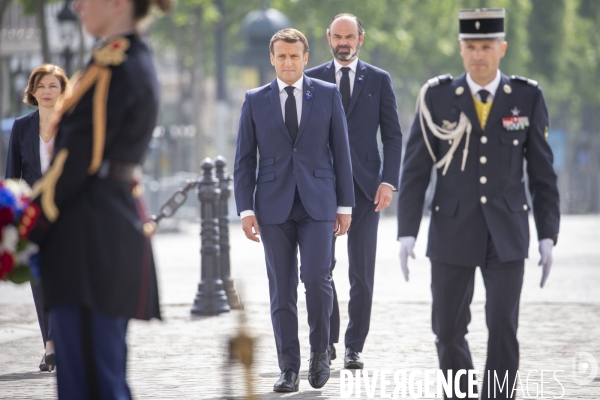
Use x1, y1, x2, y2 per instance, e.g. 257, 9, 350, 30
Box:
19, 0, 172, 398
397, 8, 560, 400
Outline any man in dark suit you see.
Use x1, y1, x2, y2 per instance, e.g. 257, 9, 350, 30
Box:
234, 28, 354, 392
305, 13, 403, 369
397, 8, 560, 400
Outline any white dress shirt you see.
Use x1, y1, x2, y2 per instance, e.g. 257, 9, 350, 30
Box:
240, 75, 351, 218
466, 70, 501, 102
40, 137, 55, 174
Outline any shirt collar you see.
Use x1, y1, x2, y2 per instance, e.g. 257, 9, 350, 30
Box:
277, 76, 304, 93
466, 70, 501, 97
333, 58, 359, 74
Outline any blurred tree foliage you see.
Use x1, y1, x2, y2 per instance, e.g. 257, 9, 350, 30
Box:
148, 0, 599, 211
149, 0, 598, 133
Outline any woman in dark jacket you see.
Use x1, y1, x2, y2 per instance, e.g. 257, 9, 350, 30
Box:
19, 0, 172, 398
5, 64, 69, 371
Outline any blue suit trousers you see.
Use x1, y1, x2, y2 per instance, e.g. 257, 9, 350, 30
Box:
260, 192, 334, 373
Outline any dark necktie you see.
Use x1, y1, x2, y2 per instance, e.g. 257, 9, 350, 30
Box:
479, 89, 490, 104
284, 86, 298, 143
340, 67, 351, 114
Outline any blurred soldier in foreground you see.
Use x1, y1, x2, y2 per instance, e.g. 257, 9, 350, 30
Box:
397, 8, 559, 400
20, 0, 172, 398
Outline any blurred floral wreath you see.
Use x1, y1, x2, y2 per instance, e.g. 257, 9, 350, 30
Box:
0, 180, 39, 284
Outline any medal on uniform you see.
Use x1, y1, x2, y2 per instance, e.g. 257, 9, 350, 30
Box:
502, 107, 529, 131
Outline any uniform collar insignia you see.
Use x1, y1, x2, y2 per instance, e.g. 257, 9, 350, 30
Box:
92, 37, 130, 67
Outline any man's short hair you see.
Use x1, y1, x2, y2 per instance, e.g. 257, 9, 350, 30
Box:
327, 13, 365, 37
269, 28, 309, 55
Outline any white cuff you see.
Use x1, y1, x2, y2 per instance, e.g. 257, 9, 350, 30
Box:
380, 182, 397, 191
240, 210, 255, 218
337, 206, 352, 214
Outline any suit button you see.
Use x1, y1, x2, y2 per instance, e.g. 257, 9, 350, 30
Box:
481, 136, 488, 144
523, 204, 528, 210
293, 148, 298, 152
513, 139, 519, 146
481, 196, 487, 204
480, 176, 487, 184
480, 156, 487, 164
435, 206, 440, 212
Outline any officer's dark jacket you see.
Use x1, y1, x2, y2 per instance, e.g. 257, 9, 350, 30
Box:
305, 59, 403, 199
23, 34, 161, 320
398, 72, 560, 266
5, 110, 43, 187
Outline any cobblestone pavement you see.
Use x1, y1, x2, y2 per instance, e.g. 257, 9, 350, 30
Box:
1, 215, 599, 399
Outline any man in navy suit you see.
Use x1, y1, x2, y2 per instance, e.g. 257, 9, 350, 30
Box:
234, 28, 354, 392
305, 13, 403, 369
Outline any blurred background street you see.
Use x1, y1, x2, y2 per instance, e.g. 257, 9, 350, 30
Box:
1, 215, 600, 398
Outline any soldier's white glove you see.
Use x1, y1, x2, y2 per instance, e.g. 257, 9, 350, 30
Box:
538, 238, 554, 288
399, 236, 416, 282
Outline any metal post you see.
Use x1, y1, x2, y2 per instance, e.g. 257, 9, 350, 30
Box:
191, 158, 230, 315
215, 156, 243, 310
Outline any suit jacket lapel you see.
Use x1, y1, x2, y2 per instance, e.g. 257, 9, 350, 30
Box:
323, 60, 336, 84
295, 75, 313, 144
453, 73, 482, 134
268, 79, 293, 144
485, 73, 512, 132
31, 110, 42, 175
346, 59, 367, 117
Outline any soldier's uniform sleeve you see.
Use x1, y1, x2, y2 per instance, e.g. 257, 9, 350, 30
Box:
524, 86, 560, 242
20, 38, 133, 245
397, 88, 437, 238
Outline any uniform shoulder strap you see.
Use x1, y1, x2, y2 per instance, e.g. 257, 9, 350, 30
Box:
511, 75, 538, 87
427, 73, 453, 88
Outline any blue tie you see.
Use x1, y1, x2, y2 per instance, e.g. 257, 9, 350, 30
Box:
340, 67, 351, 114
284, 86, 298, 143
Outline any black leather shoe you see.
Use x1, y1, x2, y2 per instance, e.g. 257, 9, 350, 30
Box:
344, 347, 363, 369
328, 344, 337, 361
273, 368, 299, 392
308, 351, 330, 389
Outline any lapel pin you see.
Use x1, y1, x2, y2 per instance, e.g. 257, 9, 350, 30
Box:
305, 90, 313, 100
357, 75, 364, 82
366, 93, 372, 98
503, 84, 512, 94
455, 86, 464, 95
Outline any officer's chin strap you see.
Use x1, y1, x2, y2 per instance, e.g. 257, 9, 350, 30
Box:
417, 82, 472, 175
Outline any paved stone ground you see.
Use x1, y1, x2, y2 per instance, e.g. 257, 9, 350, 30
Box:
1, 215, 599, 399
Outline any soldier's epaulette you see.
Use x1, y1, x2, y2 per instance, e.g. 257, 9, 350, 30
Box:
92, 37, 130, 67
427, 74, 453, 87
511, 75, 538, 87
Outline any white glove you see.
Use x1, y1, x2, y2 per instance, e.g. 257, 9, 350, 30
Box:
399, 236, 416, 282
538, 238, 554, 288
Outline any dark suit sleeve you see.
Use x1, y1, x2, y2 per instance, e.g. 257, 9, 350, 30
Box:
5, 120, 23, 180
329, 87, 355, 208
379, 72, 403, 188
397, 91, 437, 238
233, 91, 258, 214
525, 87, 560, 241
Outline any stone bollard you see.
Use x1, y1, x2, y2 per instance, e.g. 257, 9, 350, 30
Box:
191, 158, 230, 316
215, 156, 244, 310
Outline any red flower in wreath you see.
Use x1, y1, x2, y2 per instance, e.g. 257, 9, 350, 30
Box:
0, 251, 15, 280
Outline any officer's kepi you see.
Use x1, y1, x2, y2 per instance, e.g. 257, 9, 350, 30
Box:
458, 8, 505, 40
